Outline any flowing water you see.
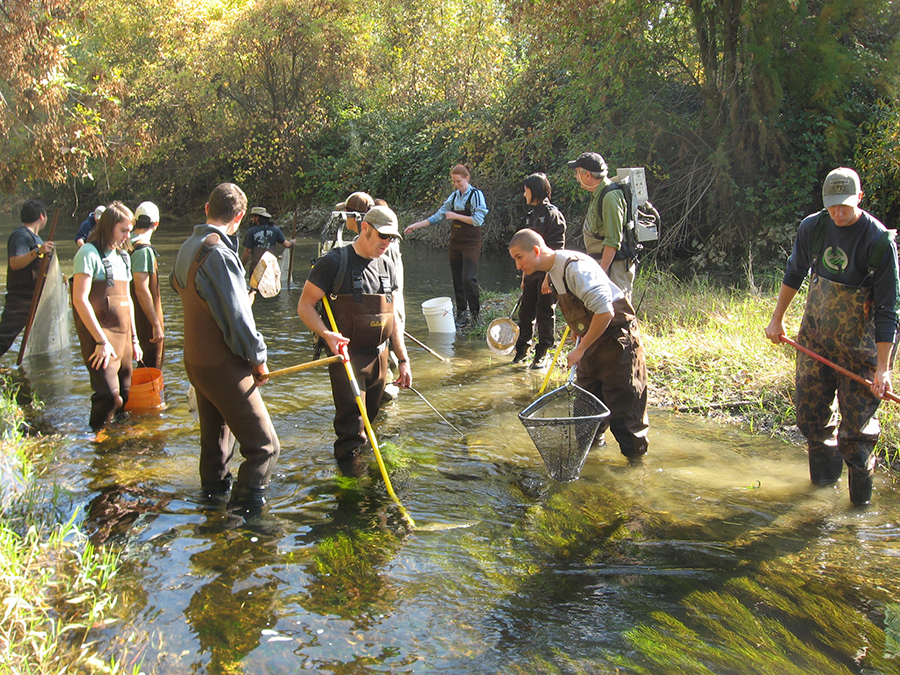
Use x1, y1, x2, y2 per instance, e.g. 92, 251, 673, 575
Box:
5, 218, 900, 674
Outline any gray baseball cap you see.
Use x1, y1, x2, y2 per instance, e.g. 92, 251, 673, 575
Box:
363, 205, 401, 239
822, 167, 861, 208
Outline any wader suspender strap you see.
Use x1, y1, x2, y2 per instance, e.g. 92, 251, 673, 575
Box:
548, 256, 587, 302
809, 210, 894, 283
330, 245, 393, 302
91, 244, 130, 288
133, 242, 159, 274
456, 188, 483, 217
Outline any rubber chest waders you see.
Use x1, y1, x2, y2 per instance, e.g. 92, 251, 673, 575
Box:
130, 242, 165, 369
797, 275, 880, 478
72, 248, 133, 430
173, 234, 279, 489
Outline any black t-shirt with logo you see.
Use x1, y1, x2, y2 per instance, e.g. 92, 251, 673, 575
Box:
784, 209, 899, 342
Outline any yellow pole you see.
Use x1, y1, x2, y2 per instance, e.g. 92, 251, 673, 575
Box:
537, 325, 571, 396
321, 295, 415, 529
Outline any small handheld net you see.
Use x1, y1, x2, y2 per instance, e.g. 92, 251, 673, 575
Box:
486, 297, 521, 355
486, 318, 519, 355
250, 251, 281, 297
518, 381, 609, 482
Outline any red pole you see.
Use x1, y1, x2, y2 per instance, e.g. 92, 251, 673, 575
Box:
779, 334, 900, 405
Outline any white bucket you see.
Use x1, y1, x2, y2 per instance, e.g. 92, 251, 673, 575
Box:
421, 297, 456, 333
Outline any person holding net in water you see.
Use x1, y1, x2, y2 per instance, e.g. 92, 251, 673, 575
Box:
509, 228, 649, 461
298, 205, 411, 476
0, 200, 56, 358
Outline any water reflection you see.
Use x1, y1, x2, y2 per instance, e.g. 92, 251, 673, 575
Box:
1, 220, 900, 672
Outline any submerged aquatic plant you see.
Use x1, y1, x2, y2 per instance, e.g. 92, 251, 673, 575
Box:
305, 531, 400, 623
614, 572, 893, 674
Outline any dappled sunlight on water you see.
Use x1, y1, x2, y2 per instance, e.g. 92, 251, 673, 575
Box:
5, 224, 900, 673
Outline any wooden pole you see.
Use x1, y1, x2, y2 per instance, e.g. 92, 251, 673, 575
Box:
17, 209, 59, 365
780, 334, 900, 405
403, 331, 450, 362
267, 355, 341, 378
287, 211, 297, 290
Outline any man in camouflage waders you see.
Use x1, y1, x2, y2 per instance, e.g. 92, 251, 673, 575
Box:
766, 167, 899, 505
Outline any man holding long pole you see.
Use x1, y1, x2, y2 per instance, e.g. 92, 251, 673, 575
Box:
765, 167, 900, 505
297, 205, 411, 475
0, 200, 55, 358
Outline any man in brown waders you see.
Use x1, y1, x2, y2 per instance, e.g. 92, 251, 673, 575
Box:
298, 205, 412, 475
766, 167, 899, 505
509, 228, 649, 461
173, 183, 280, 513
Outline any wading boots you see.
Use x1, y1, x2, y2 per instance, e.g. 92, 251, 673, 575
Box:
530, 346, 550, 370
511, 344, 529, 364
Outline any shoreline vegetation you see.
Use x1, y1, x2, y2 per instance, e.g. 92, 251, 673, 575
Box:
2, 270, 898, 672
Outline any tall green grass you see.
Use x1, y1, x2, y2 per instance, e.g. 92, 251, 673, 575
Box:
0, 376, 142, 675
472, 269, 900, 466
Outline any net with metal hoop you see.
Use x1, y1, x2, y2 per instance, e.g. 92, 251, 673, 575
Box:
518, 383, 609, 482
486, 318, 519, 355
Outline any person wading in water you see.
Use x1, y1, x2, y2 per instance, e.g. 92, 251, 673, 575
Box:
71, 202, 142, 431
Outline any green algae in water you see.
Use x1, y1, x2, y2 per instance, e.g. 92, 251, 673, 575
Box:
613, 572, 894, 674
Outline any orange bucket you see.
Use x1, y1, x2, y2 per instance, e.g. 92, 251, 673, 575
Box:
125, 367, 165, 412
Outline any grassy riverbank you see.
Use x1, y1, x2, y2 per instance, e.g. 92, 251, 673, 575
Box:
0, 378, 140, 675
474, 268, 900, 467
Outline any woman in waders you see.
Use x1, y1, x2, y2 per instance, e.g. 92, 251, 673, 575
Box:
72, 202, 142, 431
404, 164, 489, 329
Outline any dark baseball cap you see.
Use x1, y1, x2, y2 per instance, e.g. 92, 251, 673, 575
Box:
567, 152, 608, 174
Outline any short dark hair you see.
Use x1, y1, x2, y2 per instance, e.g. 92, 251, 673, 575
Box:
20, 200, 46, 224
88, 201, 133, 251
522, 173, 552, 202
207, 183, 247, 223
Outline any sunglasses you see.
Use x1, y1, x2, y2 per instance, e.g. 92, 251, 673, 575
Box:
376, 231, 396, 241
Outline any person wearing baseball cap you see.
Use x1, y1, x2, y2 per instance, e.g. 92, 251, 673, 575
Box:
298, 203, 411, 475
567, 152, 636, 298
765, 167, 899, 505
75, 205, 106, 247
130, 201, 165, 368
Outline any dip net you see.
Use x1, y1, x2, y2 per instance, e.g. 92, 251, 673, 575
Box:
486, 317, 518, 355
518, 382, 609, 482
22, 252, 69, 359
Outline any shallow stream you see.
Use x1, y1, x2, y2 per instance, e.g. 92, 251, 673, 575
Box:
6, 219, 900, 674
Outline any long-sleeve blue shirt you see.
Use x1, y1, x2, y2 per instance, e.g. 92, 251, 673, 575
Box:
426, 185, 489, 227
173, 224, 267, 365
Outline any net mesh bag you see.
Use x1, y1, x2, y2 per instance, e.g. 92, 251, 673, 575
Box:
518, 383, 609, 482
486, 318, 518, 355
22, 253, 70, 358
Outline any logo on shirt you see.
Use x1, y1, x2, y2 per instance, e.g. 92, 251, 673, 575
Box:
822, 246, 849, 274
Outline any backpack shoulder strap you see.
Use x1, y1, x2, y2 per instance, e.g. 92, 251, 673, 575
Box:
331, 244, 350, 297
810, 210, 829, 265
